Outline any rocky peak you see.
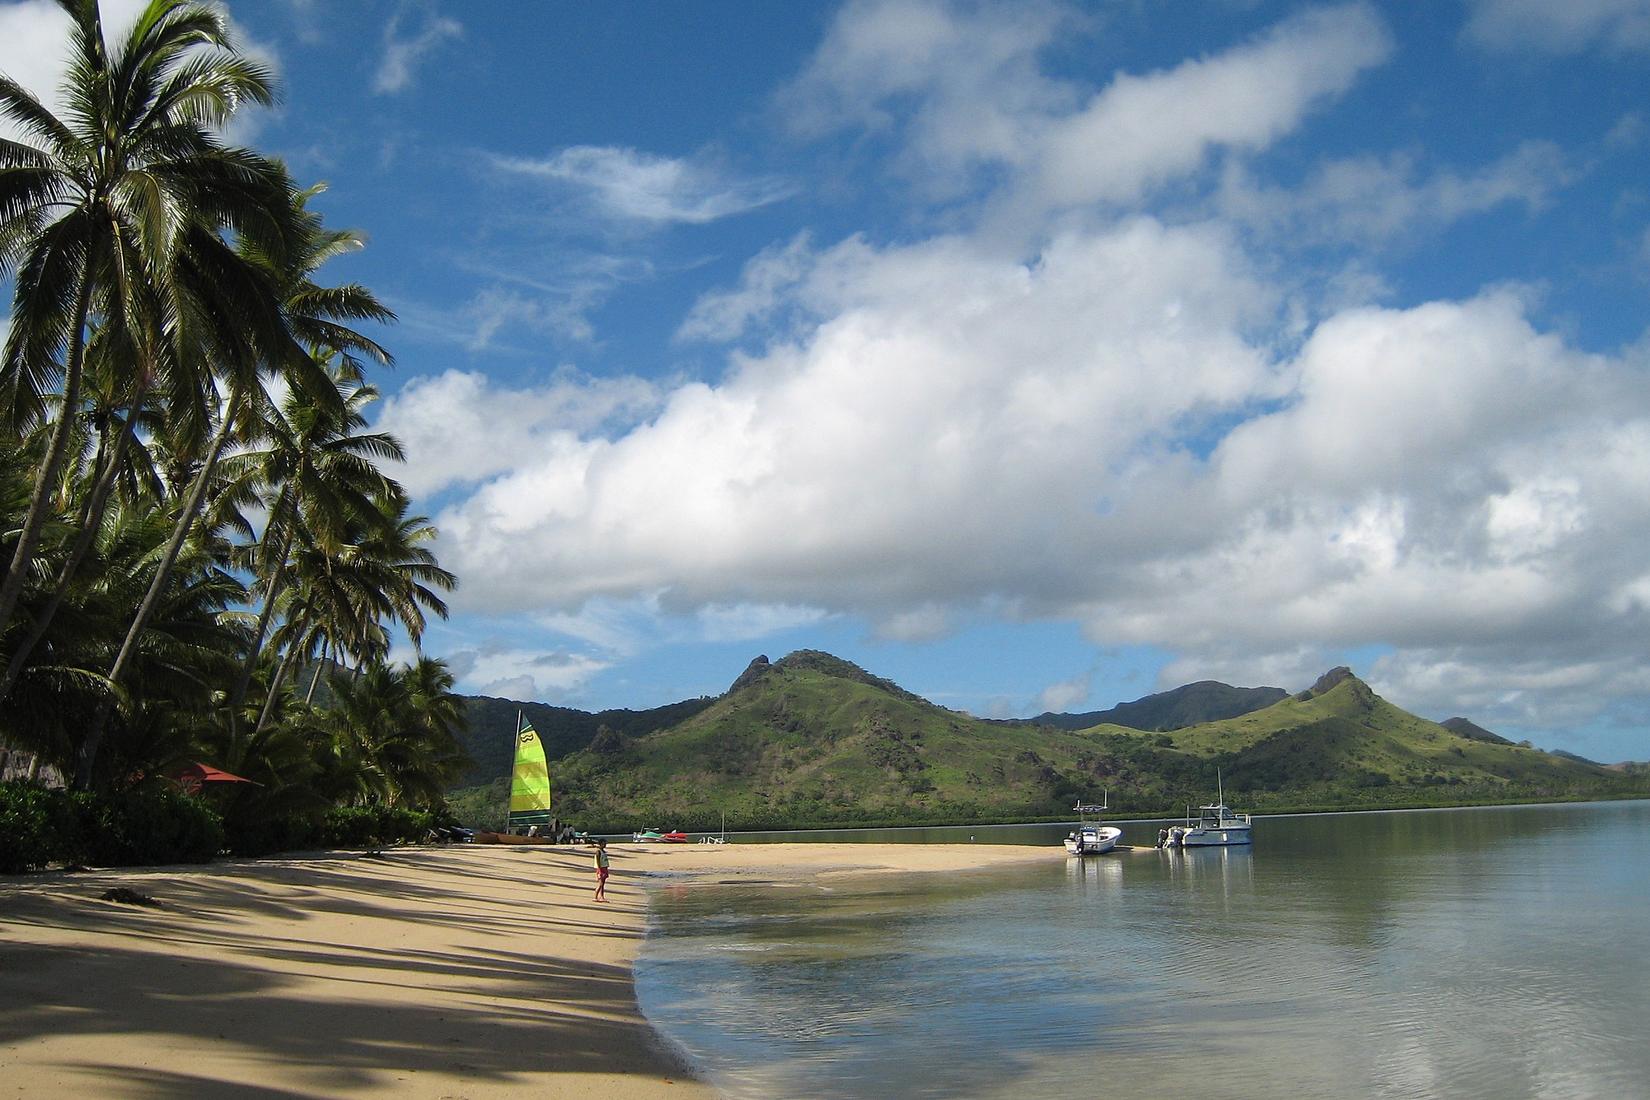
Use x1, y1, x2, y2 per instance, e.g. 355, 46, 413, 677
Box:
1296, 666, 1361, 702
727, 655, 772, 695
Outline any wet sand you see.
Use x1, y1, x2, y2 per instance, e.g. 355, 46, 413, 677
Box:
0, 842, 1061, 1097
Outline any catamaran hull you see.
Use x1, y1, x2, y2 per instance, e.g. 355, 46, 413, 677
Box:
473, 831, 554, 845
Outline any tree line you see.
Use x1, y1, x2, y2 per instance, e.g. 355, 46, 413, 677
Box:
0, 0, 466, 854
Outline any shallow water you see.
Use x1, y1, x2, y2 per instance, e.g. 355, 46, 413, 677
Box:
635, 800, 1650, 1099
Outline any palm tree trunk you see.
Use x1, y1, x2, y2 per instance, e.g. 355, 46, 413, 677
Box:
226, 491, 296, 734
0, 403, 143, 704
76, 407, 238, 787
305, 640, 330, 705
0, 267, 97, 640
254, 614, 311, 738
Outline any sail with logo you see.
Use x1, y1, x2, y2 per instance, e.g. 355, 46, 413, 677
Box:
508, 711, 552, 832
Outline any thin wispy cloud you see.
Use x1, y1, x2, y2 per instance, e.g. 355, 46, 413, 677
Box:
1464, 0, 1650, 54
490, 145, 794, 225
374, 2, 461, 95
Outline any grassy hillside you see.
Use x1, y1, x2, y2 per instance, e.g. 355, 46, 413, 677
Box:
450, 652, 1644, 831
546, 650, 1173, 830
1147, 668, 1609, 796
453, 694, 715, 786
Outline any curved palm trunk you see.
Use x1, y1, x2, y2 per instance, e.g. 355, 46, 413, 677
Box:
0, 388, 147, 704
77, 406, 239, 788
0, 268, 97, 641
225, 489, 296, 735
305, 640, 331, 705
254, 611, 312, 739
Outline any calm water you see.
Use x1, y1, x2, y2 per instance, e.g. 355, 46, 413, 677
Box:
634, 801, 1650, 1099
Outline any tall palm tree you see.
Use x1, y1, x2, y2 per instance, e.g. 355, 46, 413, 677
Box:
94, 182, 395, 766
0, 320, 169, 701
252, 490, 454, 738
224, 361, 402, 734
0, 0, 294, 649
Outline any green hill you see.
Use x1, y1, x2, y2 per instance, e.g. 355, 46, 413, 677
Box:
1033, 679, 1288, 731
452, 652, 1643, 831
1146, 668, 1608, 795
453, 694, 715, 786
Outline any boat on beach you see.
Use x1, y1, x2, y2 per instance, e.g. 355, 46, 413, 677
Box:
632, 829, 690, 843
1161, 772, 1252, 847
473, 830, 554, 845
1064, 796, 1123, 855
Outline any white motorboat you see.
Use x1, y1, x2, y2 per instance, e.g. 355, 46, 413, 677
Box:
1064, 796, 1123, 855
1161, 772, 1252, 847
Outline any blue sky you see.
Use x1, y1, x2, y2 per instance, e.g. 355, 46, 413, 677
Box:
5, 1, 1650, 762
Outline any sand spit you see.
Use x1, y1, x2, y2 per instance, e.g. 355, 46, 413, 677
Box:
0, 842, 1061, 1097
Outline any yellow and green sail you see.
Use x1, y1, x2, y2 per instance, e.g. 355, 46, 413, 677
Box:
507, 713, 552, 830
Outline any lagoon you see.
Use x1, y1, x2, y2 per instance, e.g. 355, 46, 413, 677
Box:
636, 800, 1650, 1099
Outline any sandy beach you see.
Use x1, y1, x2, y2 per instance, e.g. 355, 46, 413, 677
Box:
0, 842, 1062, 1098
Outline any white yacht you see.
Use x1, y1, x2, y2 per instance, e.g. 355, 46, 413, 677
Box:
1064, 796, 1123, 855
1162, 773, 1252, 847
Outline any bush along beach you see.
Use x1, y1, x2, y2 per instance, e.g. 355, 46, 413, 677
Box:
0, 1, 466, 868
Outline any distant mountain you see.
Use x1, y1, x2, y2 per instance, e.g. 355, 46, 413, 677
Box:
453, 694, 715, 786
1439, 717, 1514, 745
1034, 680, 1288, 731
455, 651, 1642, 831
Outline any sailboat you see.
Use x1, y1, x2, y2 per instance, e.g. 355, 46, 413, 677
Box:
474, 712, 555, 845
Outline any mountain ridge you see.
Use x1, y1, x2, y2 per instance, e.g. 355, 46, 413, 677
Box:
449, 650, 1644, 830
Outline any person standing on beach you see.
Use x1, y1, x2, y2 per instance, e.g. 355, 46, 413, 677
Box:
593, 839, 610, 902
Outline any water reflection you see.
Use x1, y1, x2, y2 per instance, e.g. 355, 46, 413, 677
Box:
638, 801, 1650, 1099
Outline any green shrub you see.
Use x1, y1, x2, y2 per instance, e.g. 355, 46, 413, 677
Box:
0, 781, 75, 873
317, 804, 440, 848
0, 782, 223, 872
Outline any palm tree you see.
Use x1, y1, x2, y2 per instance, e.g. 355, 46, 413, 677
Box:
0, 0, 293, 649
0, 321, 170, 701
252, 490, 454, 738
93, 179, 395, 758
224, 360, 402, 735
311, 657, 468, 809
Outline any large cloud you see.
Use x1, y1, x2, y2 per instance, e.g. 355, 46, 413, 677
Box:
421, 217, 1279, 615
384, 1, 1650, 739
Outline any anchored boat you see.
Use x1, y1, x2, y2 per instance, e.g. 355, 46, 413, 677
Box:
1162, 771, 1252, 847
1063, 795, 1123, 855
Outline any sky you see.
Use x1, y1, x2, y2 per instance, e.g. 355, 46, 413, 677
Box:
3, 1, 1650, 763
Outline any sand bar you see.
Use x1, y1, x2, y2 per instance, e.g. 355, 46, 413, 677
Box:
0, 842, 1061, 1097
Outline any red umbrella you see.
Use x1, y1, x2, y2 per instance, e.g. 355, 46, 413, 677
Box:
172, 762, 257, 794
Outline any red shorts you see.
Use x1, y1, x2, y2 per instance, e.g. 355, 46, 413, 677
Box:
596, 867, 610, 882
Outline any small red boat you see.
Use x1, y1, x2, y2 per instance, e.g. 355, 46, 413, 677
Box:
660, 831, 689, 843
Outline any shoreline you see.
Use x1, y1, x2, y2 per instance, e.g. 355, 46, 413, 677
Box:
0, 842, 1062, 1097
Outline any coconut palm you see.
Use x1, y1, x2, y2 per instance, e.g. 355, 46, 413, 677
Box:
90, 177, 396, 786
224, 360, 402, 735
0, 321, 171, 701
0, 0, 294, 650
252, 490, 454, 738
311, 657, 467, 809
